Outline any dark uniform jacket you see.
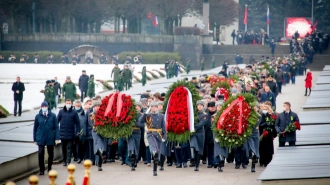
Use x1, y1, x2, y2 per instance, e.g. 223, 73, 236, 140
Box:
275, 110, 299, 142
57, 106, 80, 140
33, 109, 60, 145
12, 81, 25, 101
79, 75, 89, 91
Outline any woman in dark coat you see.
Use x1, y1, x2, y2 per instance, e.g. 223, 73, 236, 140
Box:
259, 104, 277, 167
127, 103, 144, 171
304, 69, 312, 96
246, 105, 260, 172
33, 101, 60, 175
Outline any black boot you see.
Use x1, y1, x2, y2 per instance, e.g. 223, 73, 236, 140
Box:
194, 152, 200, 171
98, 154, 103, 171
153, 162, 158, 176
218, 166, 223, 172
129, 151, 136, 171
218, 160, 224, 172
251, 163, 256, 172
159, 155, 165, 171
304, 88, 307, 96
176, 163, 182, 168
153, 151, 159, 163
308, 89, 311, 96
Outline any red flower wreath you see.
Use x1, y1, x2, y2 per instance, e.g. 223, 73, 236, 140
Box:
94, 93, 137, 139
166, 86, 190, 135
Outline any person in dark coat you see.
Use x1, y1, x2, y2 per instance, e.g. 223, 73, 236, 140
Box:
266, 75, 278, 97
190, 100, 208, 171
305, 69, 312, 96
290, 62, 297, 84
57, 99, 80, 166
33, 101, 60, 175
259, 104, 277, 167
222, 61, 228, 73
12, 76, 25, 116
88, 101, 107, 171
79, 70, 89, 102
75, 100, 86, 164
123, 65, 132, 91
165, 61, 170, 78
139, 101, 166, 176
260, 86, 276, 111
83, 99, 95, 164
127, 102, 144, 171
218, 68, 228, 78
246, 105, 260, 172
274, 67, 284, 93
275, 102, 300, 147
202, 101, 216, 168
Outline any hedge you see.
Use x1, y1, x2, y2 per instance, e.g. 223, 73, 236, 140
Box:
0, 51, 63, 63
118, 52, 181, 64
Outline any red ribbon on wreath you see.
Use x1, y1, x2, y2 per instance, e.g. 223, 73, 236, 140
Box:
217, 95, 244, 134
104, 92, 124, 117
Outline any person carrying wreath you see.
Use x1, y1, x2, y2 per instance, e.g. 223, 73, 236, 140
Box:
139, 101, 166, 176
190, 100, 208, 171
259, 103, 277, 167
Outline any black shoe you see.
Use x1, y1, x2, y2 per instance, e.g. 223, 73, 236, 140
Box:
102, 159, 107, 164
131, 166, 135, 171
159, 166, 164, 171
110, 159, 115, 163
218, 166, 223, 172
235, 165, 240, 169
194, 167, 199, 171
18, 114, 21, 116
39, 171, 44, 175
202, 160, 206, 164
176, 163, 182, 168
153, 171, 157, 176
77, 159, 82, 164
14, 114, 17, 117
260, 163, 264, 167
213, 163, 219, 168
207, 165, 213, 168
121, 162, 126, 165
183, 163, 188, 168
167, 163, 172, 166
251, 163, 256, 172
242, 164, 247, 169
189, 163, 195, 167
144, 161, 148, 164
98, 167, 103, 171
73, 158, 78, 162
63, 162, 67, 166
47, 167, 52, 172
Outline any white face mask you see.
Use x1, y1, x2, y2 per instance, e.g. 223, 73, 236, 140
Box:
66, 104, 72, 109
42, 107, 48, 112
262, 110, 268, 114
283, 108, 287, 112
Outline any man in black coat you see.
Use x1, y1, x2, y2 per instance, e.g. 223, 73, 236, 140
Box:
202, 101, 216, 168
275, 102, 300, 147
266, 75, 278, 97
79, 70, 89, 102
57, 99, 80, 166
274, 67, 284, 93
12, 76, 25, 116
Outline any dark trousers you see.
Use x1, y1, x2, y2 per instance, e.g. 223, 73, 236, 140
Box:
84, 139, 95, 164
77, 141, 85, 160
113, 81, 118, 90
124, 82, 130, 91
277, 82, 283, 93
61, 139, 73, 164
202, 143, 214, 165
118, 139, 128, 163
291, 75, 296, 84
38, 145, 54, 172
14, 100, 22, 115
174, 147, 189, 164
279, 142, 295, 147
233, 146, 247, 166
80, 90, 87, 101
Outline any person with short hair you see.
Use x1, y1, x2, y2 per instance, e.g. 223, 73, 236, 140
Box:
33, 101, 60, 175
57, 99, 80, 166
260, 86, 276, 110
62, 76, 76, 103
53, 77, 61, 109
275, 102, 299, 147
12, 76, 25, 116
79, 70, 89, 102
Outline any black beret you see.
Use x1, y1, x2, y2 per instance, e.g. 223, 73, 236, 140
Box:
51, 79, 55, 83
207, 101, 216, 107
161, 93, 166, 97
210, 94, 215, 98
192, 77, 197, 80
46, 80, 51, 84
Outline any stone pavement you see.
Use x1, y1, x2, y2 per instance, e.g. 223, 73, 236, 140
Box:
11, 70, 320, 185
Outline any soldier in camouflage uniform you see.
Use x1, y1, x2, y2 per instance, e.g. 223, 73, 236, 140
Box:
44, 80, 55, 109
117, 71, 124, 92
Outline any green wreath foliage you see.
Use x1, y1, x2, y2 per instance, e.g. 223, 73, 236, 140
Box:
211, 80, 232, 94
0, 105, 9, 118
163, 80, 201, 143
212, 93, 259, 149
96, 98, 137, 140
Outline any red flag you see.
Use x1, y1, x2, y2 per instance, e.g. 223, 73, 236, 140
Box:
244, 6, 248, 25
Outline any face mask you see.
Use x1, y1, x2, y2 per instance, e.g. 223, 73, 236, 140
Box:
66, 104, 72, 109
75, 107, 81, 110
262, 110, 268, 114
42, 107, 48, 112
283, 108, 286, 112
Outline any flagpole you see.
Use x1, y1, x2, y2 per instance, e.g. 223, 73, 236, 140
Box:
267, 5, 270, 37
245, 4, 247, 32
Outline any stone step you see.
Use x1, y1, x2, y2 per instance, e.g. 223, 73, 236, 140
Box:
308, 55, 330, 71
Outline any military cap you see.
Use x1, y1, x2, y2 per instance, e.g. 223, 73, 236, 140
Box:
215, 101, 224, 106
161, 93, 166, 97
135, 102, 142, 108
51, 79, 55, 83
207, 101, 216, 107
92, 101, 101, 108
196, 100, 205, 106
149, 101, 158, 107
90, 74, 94, 78
210, 94, 215, 98
192, 77, 197, 80
203, 95, 211, 99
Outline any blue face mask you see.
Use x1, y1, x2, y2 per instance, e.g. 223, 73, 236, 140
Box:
42, 107, 48, 112
75, 107, 81, 110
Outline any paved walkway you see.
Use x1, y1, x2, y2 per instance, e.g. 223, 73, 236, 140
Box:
11, 70, 319, 185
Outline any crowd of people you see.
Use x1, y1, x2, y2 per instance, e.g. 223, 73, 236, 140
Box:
29, 53, 314, 176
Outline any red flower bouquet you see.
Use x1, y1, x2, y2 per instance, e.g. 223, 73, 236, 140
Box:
278, 121, 301, 137
259, 130, 269, 141
94, 92, 137, 139
212, 93, 258, 148
164, 80, 201, 143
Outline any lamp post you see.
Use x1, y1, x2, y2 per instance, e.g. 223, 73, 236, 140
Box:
32, 2, 35, 34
